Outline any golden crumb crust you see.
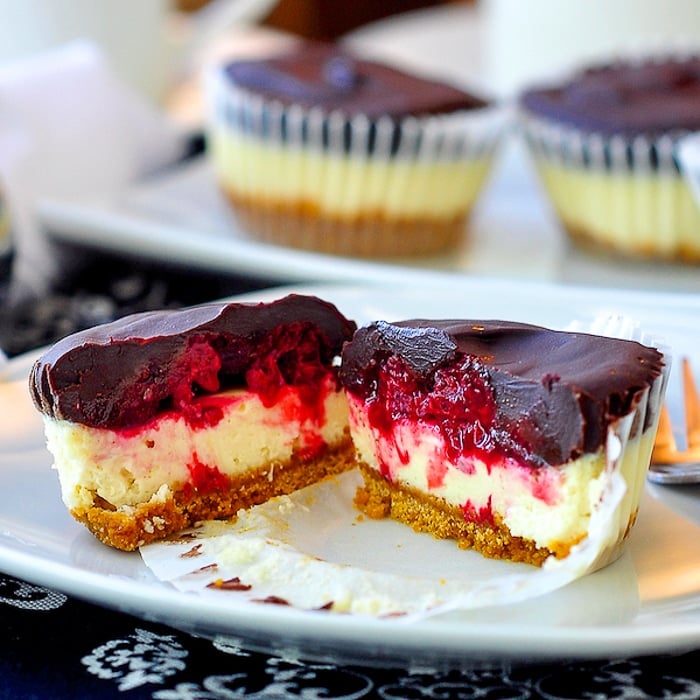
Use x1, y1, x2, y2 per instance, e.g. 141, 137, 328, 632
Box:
564, 219, 700, 263
223, 191, 466, 258
354, 463, 586, 567
70, 434, 355, 551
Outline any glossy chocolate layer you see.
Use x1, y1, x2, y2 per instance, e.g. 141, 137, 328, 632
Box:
340, 319, 664, 468
225, 41, 488, 120
521, 56, 700, 135
31, 295, 356, 429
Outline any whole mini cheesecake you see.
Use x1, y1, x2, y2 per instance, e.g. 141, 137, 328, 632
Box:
520, 55, 700, 262
205, 40, 503, 258
339, 319, 665, 566
30, 294, 357, 551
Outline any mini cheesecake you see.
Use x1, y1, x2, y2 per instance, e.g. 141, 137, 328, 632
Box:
339, 319, 664, 566
30, 295, 357, 551
205, 41, 501, 258
520, 55, 700, 262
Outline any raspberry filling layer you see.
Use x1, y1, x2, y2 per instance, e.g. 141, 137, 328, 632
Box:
116, 321, 336, 431
30, 295, 357, 430
105, 323, 340, 497
349, 354, 567, 523
366, 354, 522, 473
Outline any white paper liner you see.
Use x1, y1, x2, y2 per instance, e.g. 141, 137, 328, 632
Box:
205, 65, 506, 163
677, 131, 700, 212
520, 109, 681, 175
140, 314, 668, 620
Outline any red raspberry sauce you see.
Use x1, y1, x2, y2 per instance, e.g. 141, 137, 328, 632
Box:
117, 322, 333, 437
368, 355, 498, 467
362, 355, 559, 507
186, 454, 230, 494
115, 323, 336, 495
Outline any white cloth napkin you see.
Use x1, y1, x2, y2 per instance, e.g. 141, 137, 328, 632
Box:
0, 40, 187, 298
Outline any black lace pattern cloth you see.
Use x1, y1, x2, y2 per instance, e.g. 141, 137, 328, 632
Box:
2, 248, 700, 699
2, 571, 700, 700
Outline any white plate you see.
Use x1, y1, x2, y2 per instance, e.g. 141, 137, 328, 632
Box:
37, 137, 700, 298
3, 280, 700, 667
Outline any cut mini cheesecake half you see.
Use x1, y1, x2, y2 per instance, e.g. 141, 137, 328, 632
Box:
30, 294, 356, 551
339, 319, 665, 567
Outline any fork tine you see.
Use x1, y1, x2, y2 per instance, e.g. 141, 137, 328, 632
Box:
649, 356, 700, 480
683, 357, 700, 449
652, 402, 677, 463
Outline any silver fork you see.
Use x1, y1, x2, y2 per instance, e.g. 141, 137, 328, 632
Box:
647, 357, 700, 485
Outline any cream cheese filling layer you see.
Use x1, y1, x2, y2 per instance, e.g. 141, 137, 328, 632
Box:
209, 127, 492, 220
535, 162, 700, 257
45, 378, 349, 513
347, 396, 654, 551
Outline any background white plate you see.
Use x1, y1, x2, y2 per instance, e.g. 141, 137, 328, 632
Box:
2, 280, 700, 668
37, 140, 700, 298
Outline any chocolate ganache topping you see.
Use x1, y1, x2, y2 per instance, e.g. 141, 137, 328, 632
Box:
520, 55, 700, 136
224, 41, 488, 120
30, 295, 356, 429
339, 319, 664, 468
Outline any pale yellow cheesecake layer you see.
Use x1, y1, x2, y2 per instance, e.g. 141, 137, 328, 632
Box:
209, 128, 492, 221
45, 377, 349, 514
347, 394, 655, 555
535, 161, 700, 261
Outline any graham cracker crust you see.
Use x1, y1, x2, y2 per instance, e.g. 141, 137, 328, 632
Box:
223, 190, 467, 258
71, 434, 356, 551
354, 463, 567, 567
563, 220, 700, 264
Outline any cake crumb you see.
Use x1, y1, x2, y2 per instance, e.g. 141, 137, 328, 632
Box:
354, 485, 390, 519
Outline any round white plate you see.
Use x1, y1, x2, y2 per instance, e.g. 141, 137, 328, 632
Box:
2, 280, 700, 668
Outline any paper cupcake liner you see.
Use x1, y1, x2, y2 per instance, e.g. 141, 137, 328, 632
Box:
564, 314, 669, 570
203, 66, 507, 256
520, 111, 700, 261
206, 66, 504, 160
140, 313, 668, 619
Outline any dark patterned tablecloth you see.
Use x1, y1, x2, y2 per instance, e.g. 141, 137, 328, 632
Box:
2, 246, 700, 699
2, 571, 700, 700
